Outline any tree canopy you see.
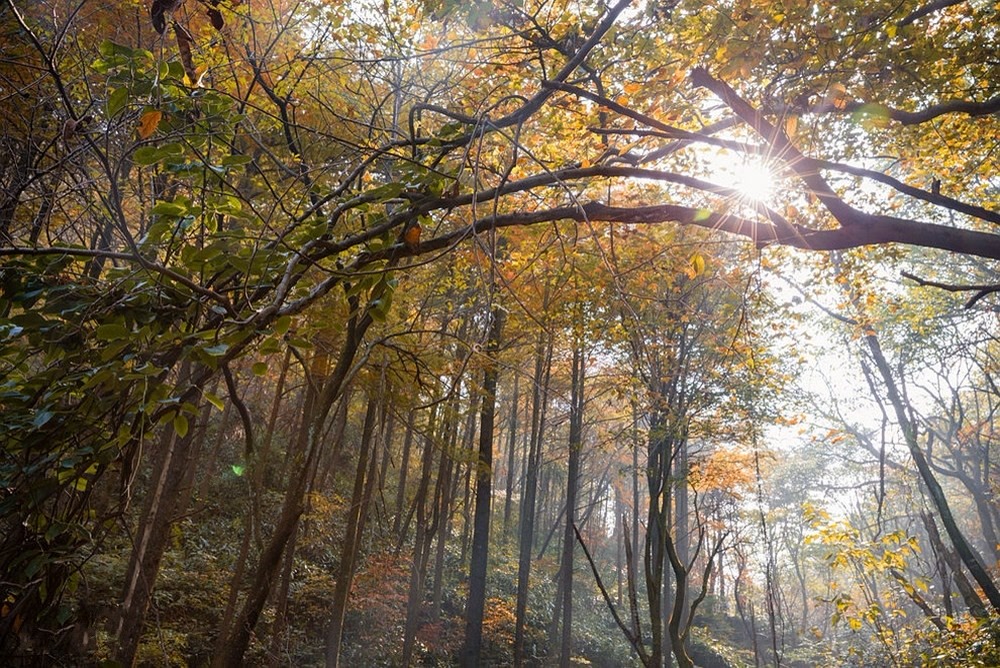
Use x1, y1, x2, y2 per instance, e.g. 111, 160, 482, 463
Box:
1, 0, 998, 665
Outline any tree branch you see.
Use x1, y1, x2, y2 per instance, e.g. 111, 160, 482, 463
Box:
901, 271, 1000, 308
898, 0, 967, 27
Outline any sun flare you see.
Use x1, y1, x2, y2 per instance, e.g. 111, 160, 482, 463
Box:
730, 159, 777, 202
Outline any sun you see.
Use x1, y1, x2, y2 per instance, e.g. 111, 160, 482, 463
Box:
729, 158, 778, 203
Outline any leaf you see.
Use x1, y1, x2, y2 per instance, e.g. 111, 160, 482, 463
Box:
151, 200, 188, 216
274, 315, 292, 336
784, 115, 798, 139
33, 410, 54, 429
107, 87, 129, 117
203, 343, 229, 357
137, 110, 162, 139
203, 391, 225, 411
133, 147, 163, 166
222, 154, 253, 166
150, 0, 170, 34
207, 7, 224, 30
690, 253, 706, 276
173, 414, 189, 437
95, 323, 129, 340
824, 82, 849, 110
174, 22, 197, 84
252, 362, 268, 376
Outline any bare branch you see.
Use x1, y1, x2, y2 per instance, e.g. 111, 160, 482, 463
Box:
901, 271, 1000, 308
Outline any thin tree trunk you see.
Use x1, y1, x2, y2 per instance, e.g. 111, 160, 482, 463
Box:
401, 408, 438, 666
212, 302, 374, 667
460, 307, 505, 667
326, 395, 380, 667
503, 374, 521, 537
559, 345, 585, 667
514, 333, 552, 666
114, 362, 205, 666
866, 334, 1000, 611
394, 410, 416, 539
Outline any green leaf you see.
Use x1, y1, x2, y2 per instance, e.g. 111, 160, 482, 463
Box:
133, 146, 164, 166
221, 154, 253, 166
274, 315, 292, 336
107, 87, 129, 117
252, 362, 268, 376
367, 182, 405, 200
173, 414, 189, 438
259, 336, 282, 355
95, 323, 129, 341
152, 201, 188, 217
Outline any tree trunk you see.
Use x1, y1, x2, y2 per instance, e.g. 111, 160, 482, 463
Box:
401, 407, 438, 666
326, 394, 381, 667
559, 344, 585, 667
394, 410, 416, 540
460, 307, 505, 666
212, 303, 374, 667
114, 362, 206, 666
503, 374, 521, 537
514, 333, 552, 666
866, 334, 1000, 611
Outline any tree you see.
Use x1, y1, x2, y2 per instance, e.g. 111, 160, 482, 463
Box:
2, 0, 999, 661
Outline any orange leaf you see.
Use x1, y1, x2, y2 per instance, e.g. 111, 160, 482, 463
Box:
137, 110, 162, 139
784, 115, 798, 139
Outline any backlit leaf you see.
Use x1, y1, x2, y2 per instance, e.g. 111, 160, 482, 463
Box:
137, 110, 162, 139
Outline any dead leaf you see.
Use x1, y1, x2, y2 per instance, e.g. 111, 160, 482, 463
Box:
137, 110, 162, 139
173, 22, 197, 84
207, 8, 224, 30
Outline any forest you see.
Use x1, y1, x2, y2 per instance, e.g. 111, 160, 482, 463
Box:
1, 0, 998, 665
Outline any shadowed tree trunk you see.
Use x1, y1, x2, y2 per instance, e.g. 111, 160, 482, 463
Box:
212, 302, 375, 668
460, 306, 505, 666
503, 374, 521, 536
559, 344, 585, 667
114, 362, 209, 666
326, 393, 381, 668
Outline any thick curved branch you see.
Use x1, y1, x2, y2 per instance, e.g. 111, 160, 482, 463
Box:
354, 201, 1000, 263
690, 67, 856, 223
812, 159, 1000, 226
898, 0, 967, 27
836, 96, 1000, 126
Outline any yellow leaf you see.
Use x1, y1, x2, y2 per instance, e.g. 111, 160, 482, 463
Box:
137, 110, 162, 139
690, 252, 705, 276
624, 82, 642, 95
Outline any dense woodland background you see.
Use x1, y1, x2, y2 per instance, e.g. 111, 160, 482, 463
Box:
1, 0, 999, 665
